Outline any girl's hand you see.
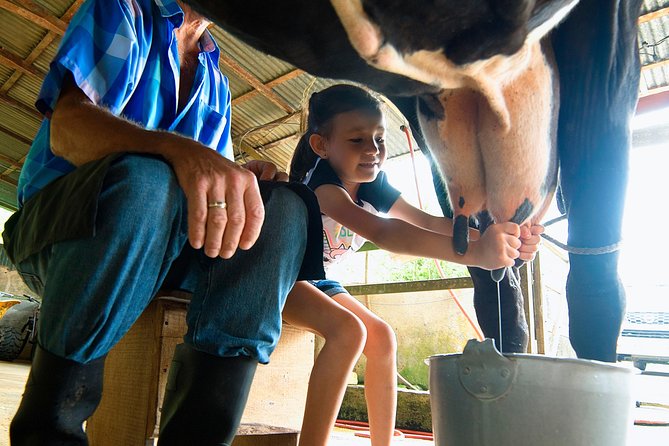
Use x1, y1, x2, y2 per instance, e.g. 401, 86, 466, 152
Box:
517, 224, 544, 262
243, 160, 288, 181
468, 222, 521, 270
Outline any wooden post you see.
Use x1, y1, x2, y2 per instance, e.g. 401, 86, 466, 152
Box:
519, 263, 535, 353
531, 252, 546, 354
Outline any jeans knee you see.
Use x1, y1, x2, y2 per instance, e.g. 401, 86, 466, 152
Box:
102, 154, 185, 222
261, 187, 308, 251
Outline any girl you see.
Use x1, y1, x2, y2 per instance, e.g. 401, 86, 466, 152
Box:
282, 84, 542, 446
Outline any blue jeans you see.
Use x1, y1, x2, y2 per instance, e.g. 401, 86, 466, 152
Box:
16, 155, 308, 364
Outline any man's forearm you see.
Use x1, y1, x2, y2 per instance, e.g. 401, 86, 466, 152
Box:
50, 90, 189, 166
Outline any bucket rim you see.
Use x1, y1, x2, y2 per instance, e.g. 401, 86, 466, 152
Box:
426, 352, 639, 374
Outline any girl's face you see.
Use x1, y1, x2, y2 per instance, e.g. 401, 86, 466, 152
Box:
319, 110, 387, 185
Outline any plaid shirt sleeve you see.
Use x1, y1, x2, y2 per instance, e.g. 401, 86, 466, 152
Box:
36, 0, 143, 117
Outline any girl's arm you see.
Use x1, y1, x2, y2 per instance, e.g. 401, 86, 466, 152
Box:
315, 185, 529, 270
386, 196, 480, 240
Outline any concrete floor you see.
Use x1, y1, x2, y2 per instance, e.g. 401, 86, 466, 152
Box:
1, 360, 667, 446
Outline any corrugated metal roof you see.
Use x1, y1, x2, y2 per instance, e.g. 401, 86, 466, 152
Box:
0, 0, 666, 211
639, 0, 669, 94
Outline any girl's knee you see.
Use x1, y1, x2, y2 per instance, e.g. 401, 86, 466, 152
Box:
328, 311, 367, 354
364, 318, 397, 358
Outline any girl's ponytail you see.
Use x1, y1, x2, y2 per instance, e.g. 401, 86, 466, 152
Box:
289, 129, 319, 182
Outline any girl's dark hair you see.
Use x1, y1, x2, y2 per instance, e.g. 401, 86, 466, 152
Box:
289, 84, 382, 182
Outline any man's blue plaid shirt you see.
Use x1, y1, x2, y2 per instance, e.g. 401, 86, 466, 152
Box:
17, 0, 233, 205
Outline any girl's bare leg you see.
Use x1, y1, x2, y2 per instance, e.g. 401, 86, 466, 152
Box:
332, 293, 398, 446
283, 282, 367, 446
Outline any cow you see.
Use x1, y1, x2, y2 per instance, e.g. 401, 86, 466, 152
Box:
184, 0, 643, 362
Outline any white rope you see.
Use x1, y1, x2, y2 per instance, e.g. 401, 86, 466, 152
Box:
540, 213, 622, 255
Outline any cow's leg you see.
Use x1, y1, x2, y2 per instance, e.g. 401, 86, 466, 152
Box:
552, 0, 642, 361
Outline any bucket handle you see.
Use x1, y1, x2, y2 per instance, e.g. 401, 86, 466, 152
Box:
456, 339, 518, 400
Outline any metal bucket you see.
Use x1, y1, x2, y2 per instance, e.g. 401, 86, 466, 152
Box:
427, 339, 636, 446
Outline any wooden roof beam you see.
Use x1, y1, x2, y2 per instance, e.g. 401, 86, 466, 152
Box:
232, 69, 304, 106
1, 31, 56, 94
639, 7, 669, 24
0, 48, 44, 79
0, 123, 33, 147
0, 0, 67, 35
219, 53, 296, 114
642, 58, 669, 72
255, 132, 299, 152
0, 92, 41, 119
1, 0, 82, 94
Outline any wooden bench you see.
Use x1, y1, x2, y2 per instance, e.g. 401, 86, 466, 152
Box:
86, 296, 313, 445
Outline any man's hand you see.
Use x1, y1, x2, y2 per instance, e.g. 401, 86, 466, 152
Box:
166, 142, 266, 259
243, 160, 288, 182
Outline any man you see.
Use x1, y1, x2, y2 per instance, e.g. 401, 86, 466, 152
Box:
3, 0, 323, 444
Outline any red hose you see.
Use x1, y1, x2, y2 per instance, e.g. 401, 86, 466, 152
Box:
335, 419, 434, 441
401, 124, 483, 341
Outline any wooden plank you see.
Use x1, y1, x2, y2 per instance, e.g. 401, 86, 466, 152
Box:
519, 263, 535, 354
232, 425, 298, 446
0, 0, 82, 94
240, 324, 313, 431
639, 84, 669, 98
639, 7, 669, 24
88, 297, 314, 444
0, 31, 56, 94
87, 300, 162, 446
531, 253, 546, 355
0, 0, 67, 34
0, 123, 33, 146
0, 92, 40, 118
0, 48, 43, 79
219, 53, 295, 113
232, 69, 304, 106
346, 277, 474, 296
642, 58, 669, 72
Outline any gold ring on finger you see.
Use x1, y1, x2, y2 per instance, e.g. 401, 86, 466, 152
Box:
207, 201, 227, 209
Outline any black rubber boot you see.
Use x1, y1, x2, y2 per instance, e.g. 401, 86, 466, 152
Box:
10, 345, 105, 445
158, 343, 258, 446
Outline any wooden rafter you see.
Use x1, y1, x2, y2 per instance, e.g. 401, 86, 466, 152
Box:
232, 69, 304, 106
0, 0, 67, 35
0, 150, 23, 168
0, 123, 32, 146
0, 92, 41, 118
255, 132, 299, 152
0, 31, 56, 94
639, 84, 669, 98
219, 53, 296, 114
0, 47, 44, 79
639, 7, 669, 24
642, 58, 669, 72
0, 176, 18, 188
1, 0, 83, 94
0, 152, 26, 178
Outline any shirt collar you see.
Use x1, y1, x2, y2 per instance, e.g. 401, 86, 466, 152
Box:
154, 0, 183, 26
154, 0, 218, 53
154, 0, 217, 54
